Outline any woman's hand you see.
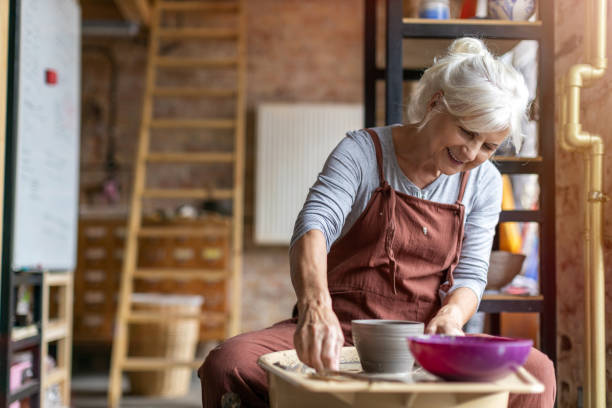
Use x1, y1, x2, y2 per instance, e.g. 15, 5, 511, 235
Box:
294, 298, 344, 372
425, 304, 466, 336
425, 287, 479, 335
290, 230, 344, 371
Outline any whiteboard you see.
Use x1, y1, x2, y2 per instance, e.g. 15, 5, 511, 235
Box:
12, 0, 81, 270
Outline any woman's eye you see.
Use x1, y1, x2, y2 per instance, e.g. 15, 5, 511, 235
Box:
482, 144, 494, 151
459, 127, 475, 138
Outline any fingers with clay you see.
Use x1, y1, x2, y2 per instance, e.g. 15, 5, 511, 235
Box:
294, 301, 344, 371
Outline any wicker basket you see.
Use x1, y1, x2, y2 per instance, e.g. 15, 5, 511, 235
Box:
128, 293, 203, 397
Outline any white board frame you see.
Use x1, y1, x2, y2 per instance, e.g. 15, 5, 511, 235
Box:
12, 0, 81, 270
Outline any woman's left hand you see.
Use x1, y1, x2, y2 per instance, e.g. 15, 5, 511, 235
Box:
425, 304, 465, 336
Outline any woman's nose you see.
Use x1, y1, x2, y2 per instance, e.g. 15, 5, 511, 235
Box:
462, 142, 479, 161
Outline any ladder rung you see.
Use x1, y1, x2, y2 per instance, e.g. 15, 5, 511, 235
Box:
127, 311, 226, 323
158, 1, 239, 12
45, 273, 70, 287
43, 368, 67, 387
44, 320, 68, 342
156, 57, 238, 68
152, 87, 236, 98
123, 358, 202, 370
138, 226, 229, 238
141, 188, 234, 199
200, 328, 226, 341
134, 268, 227, 281
146, 152, 234, 163
150, 119, 235, 129
158, 28, 238, 39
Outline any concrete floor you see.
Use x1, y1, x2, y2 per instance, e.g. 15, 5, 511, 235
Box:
71, 373, 201, 408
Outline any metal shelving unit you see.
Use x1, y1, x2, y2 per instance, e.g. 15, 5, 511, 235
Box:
364, 0, 556, 364
0, 2, 43, 405
0, 271, 43, 408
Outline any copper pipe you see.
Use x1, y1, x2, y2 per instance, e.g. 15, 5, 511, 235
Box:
592, 0, 607, 69
556, 76, 575, 153
584, 151, 592, 407
588, 135, 606, 408
558, 0, 607, 406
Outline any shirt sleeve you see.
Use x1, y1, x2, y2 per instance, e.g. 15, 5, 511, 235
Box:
440, 164, 503, 306
290, 133, 367, 251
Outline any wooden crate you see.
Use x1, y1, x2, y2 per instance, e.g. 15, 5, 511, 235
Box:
74, 215, 231, 343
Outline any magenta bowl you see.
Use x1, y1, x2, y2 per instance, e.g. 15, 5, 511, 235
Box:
407, 335, 532, 381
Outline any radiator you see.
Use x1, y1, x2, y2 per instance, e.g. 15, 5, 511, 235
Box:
255, 103, 364, 245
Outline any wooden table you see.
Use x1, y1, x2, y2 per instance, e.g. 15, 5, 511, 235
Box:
258, 347, 543, 408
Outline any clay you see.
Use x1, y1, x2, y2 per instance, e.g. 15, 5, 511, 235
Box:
352, 320, 424, 373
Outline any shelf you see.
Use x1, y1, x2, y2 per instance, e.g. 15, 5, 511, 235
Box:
13, 272, 43, 286
401, 18, 542, 40
493, 160, 542, 174
45, 272, 71, 286
369, 0, 556, 366
43, 367, 67, 388
11, 324, 38, 342
12, 335, 41, 352
133, 268, 227, 281
44, 319, 68, 342
374, 68, 423, 80
123, 357, 202, 370
492, 157, 542, 174
11, 325, 41, 351
478, 295, 543, 313
499, 210, 541, 223
493, 156, 542, 162
8, 380, 39, 403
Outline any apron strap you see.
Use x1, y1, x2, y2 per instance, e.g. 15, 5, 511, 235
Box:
456, 170, 470, 204
364, 128, 387, 187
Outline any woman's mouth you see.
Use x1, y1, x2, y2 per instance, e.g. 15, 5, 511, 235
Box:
446, 147, 464, 165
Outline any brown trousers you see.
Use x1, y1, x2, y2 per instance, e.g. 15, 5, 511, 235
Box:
198, 319, 556, 408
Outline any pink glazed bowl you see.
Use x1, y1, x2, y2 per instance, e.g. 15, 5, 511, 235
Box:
408, 335, 532, 381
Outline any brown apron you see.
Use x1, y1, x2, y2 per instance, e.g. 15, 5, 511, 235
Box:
199, 128, 556, 408
327, 128, 468, 338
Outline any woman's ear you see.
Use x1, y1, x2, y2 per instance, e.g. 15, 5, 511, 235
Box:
427, 91, 444, 112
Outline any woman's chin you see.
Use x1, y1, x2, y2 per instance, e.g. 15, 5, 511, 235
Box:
439, 165, 462, 176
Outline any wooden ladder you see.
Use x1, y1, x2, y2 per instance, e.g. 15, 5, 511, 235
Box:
108, 0, 246, 406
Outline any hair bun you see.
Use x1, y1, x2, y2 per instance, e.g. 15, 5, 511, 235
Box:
448, 37, 490, 57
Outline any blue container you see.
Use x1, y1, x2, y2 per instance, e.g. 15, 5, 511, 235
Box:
419, 1, 450, 19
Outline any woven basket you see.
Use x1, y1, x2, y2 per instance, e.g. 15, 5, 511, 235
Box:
128, 293, 203, 397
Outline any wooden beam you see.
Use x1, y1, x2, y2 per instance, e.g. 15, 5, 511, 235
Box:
79, 0, 123, 20
113, 0, 151, 26
114, 0, 139, 21
133, 0, 151, 26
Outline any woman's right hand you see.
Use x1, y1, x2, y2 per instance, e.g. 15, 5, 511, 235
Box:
293, 298, 344, 372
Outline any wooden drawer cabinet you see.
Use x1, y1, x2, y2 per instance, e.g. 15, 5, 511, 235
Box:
74, 216, 231, 343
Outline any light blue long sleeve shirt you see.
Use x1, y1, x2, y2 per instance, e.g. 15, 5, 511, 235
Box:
290, 126, 503, 304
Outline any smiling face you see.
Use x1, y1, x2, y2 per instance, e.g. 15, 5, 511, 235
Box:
422, 111, 509, 175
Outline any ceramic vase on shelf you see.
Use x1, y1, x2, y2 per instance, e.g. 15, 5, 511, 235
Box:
419, 0, 450, 19
487, 0, 536, 21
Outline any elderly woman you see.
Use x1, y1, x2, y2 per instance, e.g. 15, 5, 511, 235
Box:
199, 37, 556, 407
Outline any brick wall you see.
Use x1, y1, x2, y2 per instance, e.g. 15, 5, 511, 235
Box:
80, 0, 366, 333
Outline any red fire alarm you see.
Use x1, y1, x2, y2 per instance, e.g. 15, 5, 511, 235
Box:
45, 69, 57, 85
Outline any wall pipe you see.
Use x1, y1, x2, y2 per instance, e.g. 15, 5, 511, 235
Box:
558, 0, 607, 406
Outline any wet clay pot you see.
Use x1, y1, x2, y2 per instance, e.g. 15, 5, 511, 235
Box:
352, 320, 424, 373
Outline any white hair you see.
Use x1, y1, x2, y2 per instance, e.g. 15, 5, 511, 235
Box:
406, 37, 530, 151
